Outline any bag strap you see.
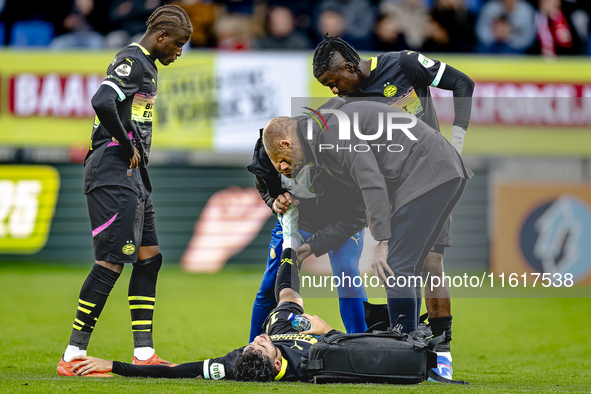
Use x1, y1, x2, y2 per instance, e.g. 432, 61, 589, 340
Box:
322, 331, 408, 345
427, 332, 446, 350
365, 321, 389, 333
419, 313, 430, 325
306, 359, 323, 370
427, 369, 469, 385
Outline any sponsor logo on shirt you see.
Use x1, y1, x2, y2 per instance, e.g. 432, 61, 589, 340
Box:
418, 54, 435, 68
115, 63, 131, 77
106, 74, 126, 86
271, 333, 318, 344
210, 363, 225, 380
290, 341, 303, 350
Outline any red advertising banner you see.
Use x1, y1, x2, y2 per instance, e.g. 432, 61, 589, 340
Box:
432, 82, 591, 126
8, 73, 102, 118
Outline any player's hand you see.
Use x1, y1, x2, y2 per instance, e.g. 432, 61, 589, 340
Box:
112, 137, 140, 169
272, 192, 292, 214
71, 356, 113, 376
295, 243, 313, 262
300, 313, 333, 336
130, 146, 140, 169
372, 242, 394, 286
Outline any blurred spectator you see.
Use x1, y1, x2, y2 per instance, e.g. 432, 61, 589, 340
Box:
560, 0, 590, 53
105, 0, 163, 49
476, 0, 536, 53
422, 0, 476, 52
316, 9, 345, 40
256, 6, 311, 50
0, 0, 587, 53
533, 0, 577, 56
380, 0, 429, 50
372, 13, 409, 51
317, 0, 376, 49
421, 14, 452, 52
214, 14, 254, 49
50, 0, 103, 49
217, 0, 266, 39
267, 0, 315, 42
171, 0, 217, 47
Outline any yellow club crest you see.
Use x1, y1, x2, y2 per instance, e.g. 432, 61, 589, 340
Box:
384, 85, 398, 97
122, 243, 136, 255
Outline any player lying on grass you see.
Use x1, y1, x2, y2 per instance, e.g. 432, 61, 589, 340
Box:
68, 247, 339, 381
248, 130, 369, 340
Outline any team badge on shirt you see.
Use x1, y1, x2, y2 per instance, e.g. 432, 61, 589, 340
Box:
383, 82, 398, 97
115, 63, 131, 77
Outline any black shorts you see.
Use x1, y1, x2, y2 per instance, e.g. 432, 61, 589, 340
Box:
263, 302, 304, 336
86, 186, 158, 263
431, 215, 452, 254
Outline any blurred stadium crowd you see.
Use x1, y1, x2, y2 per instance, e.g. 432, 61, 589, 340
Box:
0, 0, 589, 56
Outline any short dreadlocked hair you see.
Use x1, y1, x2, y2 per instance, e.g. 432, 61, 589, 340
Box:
146, 5, 193, 37
233, 349, 277, 382
313, 35, 361, 79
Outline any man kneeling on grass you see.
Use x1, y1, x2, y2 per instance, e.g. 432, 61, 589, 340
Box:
70, 247, 335, 382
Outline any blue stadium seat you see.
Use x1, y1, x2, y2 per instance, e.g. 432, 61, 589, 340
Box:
0, 22, 5, 46
9, 21, 54, 47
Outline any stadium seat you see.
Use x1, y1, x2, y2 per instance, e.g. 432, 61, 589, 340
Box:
9, 21, 54, 47
0, 22, 5, 46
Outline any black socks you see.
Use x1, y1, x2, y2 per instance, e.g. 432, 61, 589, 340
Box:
69, 263, 121, 349
430, 315, 452, 352
128, 253, 162, 349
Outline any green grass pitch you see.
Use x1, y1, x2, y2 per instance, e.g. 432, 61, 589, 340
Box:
1, 262, 590, 393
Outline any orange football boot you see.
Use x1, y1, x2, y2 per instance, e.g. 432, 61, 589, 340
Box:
57, 356, 113, 377
132, 352, 177, 366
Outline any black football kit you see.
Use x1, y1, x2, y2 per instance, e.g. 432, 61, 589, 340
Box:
351, 50, 473, 132
84, 43, 159, 263
350, 50, 474, 250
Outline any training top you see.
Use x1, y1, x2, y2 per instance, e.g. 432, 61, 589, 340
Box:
350, 50, 448, 132
83, 43, 157, 197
